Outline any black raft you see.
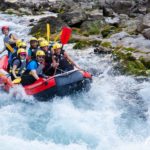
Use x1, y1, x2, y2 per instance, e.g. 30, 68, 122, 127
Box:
34, 70, 92, 100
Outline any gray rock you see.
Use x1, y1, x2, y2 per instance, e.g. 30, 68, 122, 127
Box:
94, 45, 112, 54
142, 28, 150, 39
105, 16, 120, 26
59, 9, 87, 26
137, 13, 150, 33
111, 0, 135, 15
85, 9, 103, 20
103, 7, 115, 17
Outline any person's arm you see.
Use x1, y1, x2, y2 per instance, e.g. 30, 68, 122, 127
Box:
12, 65, 19, 79
0, 48, 6, 54
64, 52, 81, 70
30, 70, 39, 80
9, 34, 18, 43
51, 55, 59, 68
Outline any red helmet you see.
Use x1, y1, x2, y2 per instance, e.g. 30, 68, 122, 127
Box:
1, 26, 9, 31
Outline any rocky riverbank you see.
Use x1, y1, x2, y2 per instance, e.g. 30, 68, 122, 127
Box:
2, 0, 150, 76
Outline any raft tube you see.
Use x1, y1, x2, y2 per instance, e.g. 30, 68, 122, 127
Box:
0, 55, 92, 100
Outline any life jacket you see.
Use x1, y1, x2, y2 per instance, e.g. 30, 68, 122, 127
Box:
24, 60, 44, 76
9, 58, 26, 75
4, 33, 16, 49
28, 47, 38, 59
53, 50, 74, 72
45, 49, 52, 64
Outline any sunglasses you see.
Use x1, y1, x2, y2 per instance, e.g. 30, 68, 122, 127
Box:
21, 46, 27, 49
37, 56, 45, 59
20, 53, 26, 57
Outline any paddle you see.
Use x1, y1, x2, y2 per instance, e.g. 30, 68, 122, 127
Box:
5, 43, 14, 53
46, 23, 50, 42
60, 26, 72, 45
53, 27, 72, 75
12, 77, 21, 84
54, 31, 62, 42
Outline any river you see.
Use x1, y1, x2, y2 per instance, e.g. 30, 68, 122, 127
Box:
0, 13, 150, 150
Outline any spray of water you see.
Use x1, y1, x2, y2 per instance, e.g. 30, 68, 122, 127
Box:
0, 13, 150, 150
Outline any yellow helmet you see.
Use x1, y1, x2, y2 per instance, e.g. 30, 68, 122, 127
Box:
38, 37, 45, 42
16, 39, 22, 47
40, 40, 49, 47
30, 37, 38, 42
52, 43, 62, 50
17, 48, 27, 55
18, 42, 27, 48
36, 50, 45, 57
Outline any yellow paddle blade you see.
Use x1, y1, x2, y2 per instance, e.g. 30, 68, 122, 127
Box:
47, 23, 50, 42
54, 31, 62, 42
5, 43, 14, 53
12, 78, 21, 84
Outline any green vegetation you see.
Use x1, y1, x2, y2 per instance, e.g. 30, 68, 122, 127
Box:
112, 47, 150, 76
101, 25, 122, 38
73, 40, 101, 49
101, 42, 112, 48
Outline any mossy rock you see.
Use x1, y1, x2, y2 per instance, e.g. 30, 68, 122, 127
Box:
73, 40, 101, 49
112, 46, 148, 76
30, 16, 66, 38
101, 25, 122, 38
124, 60, 146, 75
80, 20, 103, 36
123, 47, 137, 52
101, 42, 112, 48
139, 56, 150, 69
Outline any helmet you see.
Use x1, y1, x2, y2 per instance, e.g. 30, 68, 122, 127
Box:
40, 40, 49, 47
16, 39, 22, 47
18, 42, 27, 48
52, 43, 62, 50
38, 37, 45, 42
36, 50, 45, 57
17, 48, 27, 55
2, 26, 9, 31
30, 37, 38, 42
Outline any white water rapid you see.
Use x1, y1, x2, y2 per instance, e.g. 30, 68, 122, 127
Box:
0, 13, 150, 150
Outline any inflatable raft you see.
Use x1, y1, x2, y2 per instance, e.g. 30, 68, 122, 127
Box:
0, 55, 92, 100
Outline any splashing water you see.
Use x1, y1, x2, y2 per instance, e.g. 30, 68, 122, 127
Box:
0, 13, 150, 150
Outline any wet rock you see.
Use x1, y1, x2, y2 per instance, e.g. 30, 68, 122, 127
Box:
103, 7, 115, 17
105, 16, 120, 27
59, 9, 87, 26
30, 16, 66, 37
94, 45, 112, 54
111, 0, 135, 15
137, 13, 150, 33
85, 9, 103, 21
80, 20, 103, 36
142, 28, 150, 39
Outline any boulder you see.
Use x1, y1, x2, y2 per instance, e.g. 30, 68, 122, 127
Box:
137, 13, 150, 32
110, 0, 135, 15
85, 9, 103, 20
105, 16, 120, 27
142, 28, 150, 39
103, 7, 115, 17
94, 45, 112, 54
30, 16, 66, 37
59, 9, 87, 26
